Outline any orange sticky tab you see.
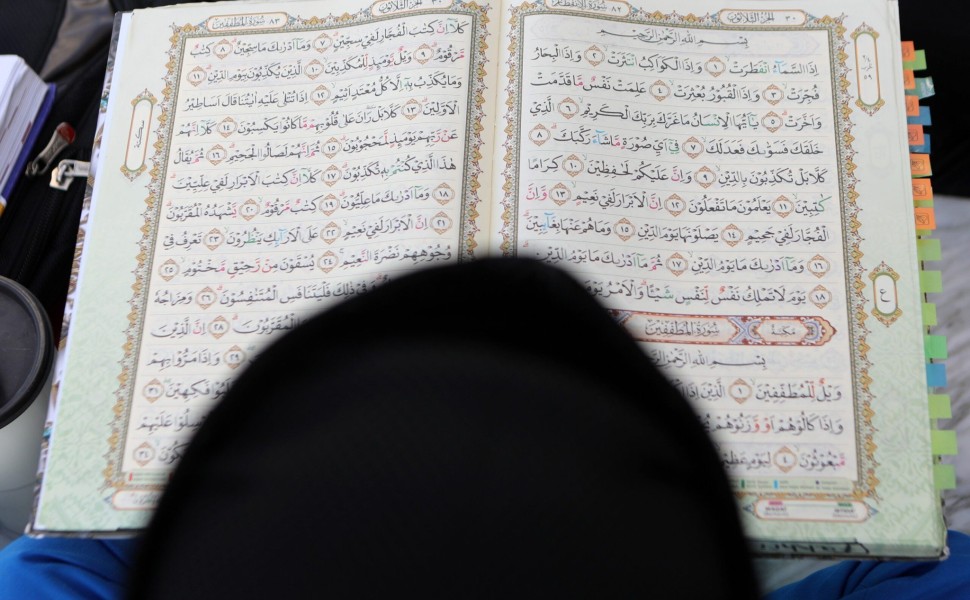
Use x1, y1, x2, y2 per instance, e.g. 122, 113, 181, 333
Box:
908, 124, 925, 146
914, 207, 936, 230
903, 70, 916, 89
912, 178, 934, 201
905, 94, 920, 117
910, 153, 932, 177
901, 41, 915, 62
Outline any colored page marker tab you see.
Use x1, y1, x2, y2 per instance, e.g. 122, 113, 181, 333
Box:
913, 49, 927, 70
928, 394, 952, 419
926, 362, 947, 388
903, 49, 927, 71
903, 70, 916, 90
914, 207, 936, 231
920, 270, 943, 293
923, 303, 937, 326
931, 430, 958, 455
924, 335, 948, 359
915, 77, 935, 99
905, 94, 920, 117
917, 238, 942, 262
934, 464, 956, 490
901, 40, 915, 62
910, 153, 932, 177
912, 179, 933, 201
908, 124, 925, 147
907, 106, 932, 125
910, 134, 931, 154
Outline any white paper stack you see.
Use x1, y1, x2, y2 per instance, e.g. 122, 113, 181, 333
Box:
0, 56, 48, 210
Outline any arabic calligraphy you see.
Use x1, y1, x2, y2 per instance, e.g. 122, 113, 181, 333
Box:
123, 12, 477, 474
512, 12, 856, 482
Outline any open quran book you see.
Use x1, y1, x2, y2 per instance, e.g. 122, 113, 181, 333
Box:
31, 0, 949, 558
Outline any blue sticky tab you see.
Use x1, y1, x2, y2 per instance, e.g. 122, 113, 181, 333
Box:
914, 77, 935, 99
907, 106, 932, 125
910, 134, 931, 154
926, 363, 947, 388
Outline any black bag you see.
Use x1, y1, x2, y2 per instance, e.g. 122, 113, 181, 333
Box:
0, 0, 213, 340
0, 0, 113, 338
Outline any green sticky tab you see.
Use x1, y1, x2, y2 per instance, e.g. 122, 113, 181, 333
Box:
923, 303, 938, 326
903, 49, 928, 71
929, 394, 952, 419
931, 430, 958, 455
917, 239, 942, 261
924, 335, 948, 359
934, 464, 956, 490
920, 271, 943, 293
915, 49, 927, 69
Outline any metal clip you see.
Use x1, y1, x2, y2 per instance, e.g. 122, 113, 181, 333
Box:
26, 123, 76, 177
49, 160, 91, 191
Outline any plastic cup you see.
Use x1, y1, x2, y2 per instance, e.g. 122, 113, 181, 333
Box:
0, 276, 54, 535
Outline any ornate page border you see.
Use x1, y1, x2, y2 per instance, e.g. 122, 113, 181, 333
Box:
103, 3, 493, 494
500, 5, 876, 502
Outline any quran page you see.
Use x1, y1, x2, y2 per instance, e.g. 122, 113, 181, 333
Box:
33, 0, 500, 534
494, 0, 944, 557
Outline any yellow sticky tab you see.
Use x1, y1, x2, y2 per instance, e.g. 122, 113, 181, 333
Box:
923, 303, 937, 326
912, 178, 933, 201
905, 94, 920, 117
924, 335, 947, 359
920, 271, 943, 293
914, 207, 936, 231
917, 239, 942, 262
934, 464, 956, 490
901, 41, 915, 62
929, 394, 952, 419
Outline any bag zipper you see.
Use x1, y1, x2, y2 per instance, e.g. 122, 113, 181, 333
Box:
0, 123, 89, 281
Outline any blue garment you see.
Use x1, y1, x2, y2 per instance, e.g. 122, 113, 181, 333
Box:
0, 536, 137, 600
0, 532, 968, 598
765, 531, 970, 599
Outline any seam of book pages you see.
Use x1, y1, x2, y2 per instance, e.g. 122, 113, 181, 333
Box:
31, 0, 953, 558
